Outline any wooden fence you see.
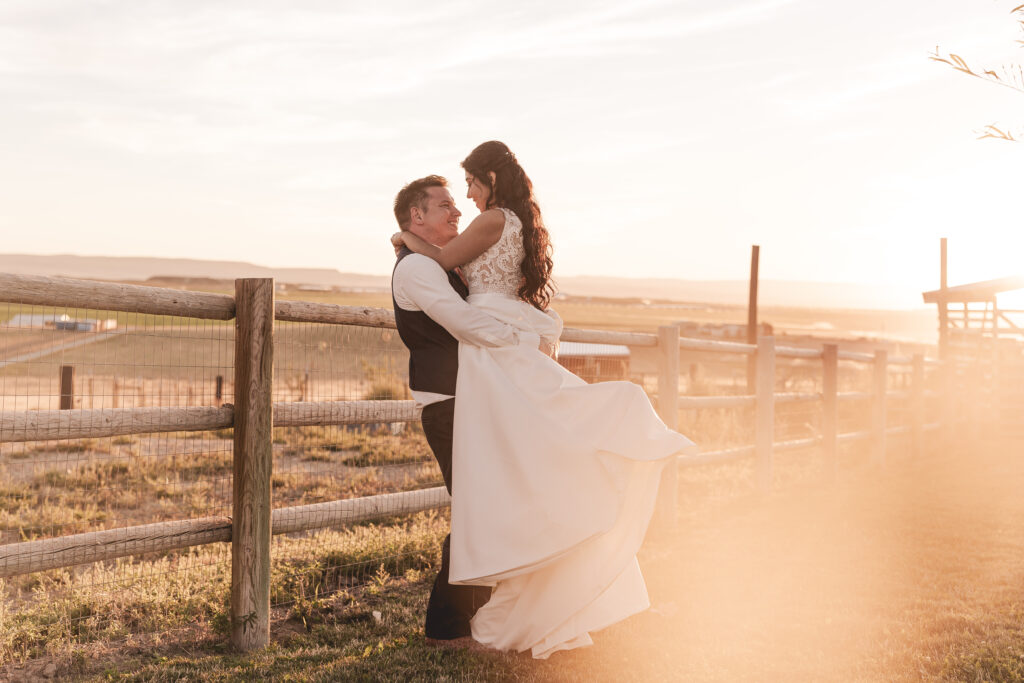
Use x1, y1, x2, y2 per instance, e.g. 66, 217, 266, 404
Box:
0, 273, 948, 651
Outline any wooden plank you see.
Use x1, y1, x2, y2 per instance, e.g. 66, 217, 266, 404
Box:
755, 336, 776, 492
775, 392, 821, 404
679, 434, 835, 467
679, 338, 755, 355
0, 272, 235, 320
0, 516, 232, 578
911, 354, 925, 458
747, 245, 760, 390
275, 301, 396, 328
274, 400, 419, 426
275, 301, 659, 347
0, 487, 451, 578
0, 406, 234, 442
272, 486, 450, 535
561, 327, 658, 347
678, 395, 755, 409
231, 278, 274, 651
838, 430, 872, 443
654, 325, 680, 528
939, 237, 949, 359
679, 445, 755, 466
872, 350, 888, 468
0, 400, 419, 442
775, 346, 824, 359
774, 436, 822, 452
822, 344, 839, 484
837, 350, 876, 362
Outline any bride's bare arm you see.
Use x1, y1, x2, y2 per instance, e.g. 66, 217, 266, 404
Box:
394, 209, 505, 270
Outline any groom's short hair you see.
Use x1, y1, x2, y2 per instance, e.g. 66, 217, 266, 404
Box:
394, 175, 447, 230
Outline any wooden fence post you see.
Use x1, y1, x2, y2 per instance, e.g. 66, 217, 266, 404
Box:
215, 375, 224, 408
940, 359, 956, 450
911, 354, 924, 459
231, 278, 274, 651
654, 324, 680, 528
59, 365, 74, 410
872, 350, 888, 468
755, 336, 775, 493
746, 245, 760, 392
822, 344, 839, 483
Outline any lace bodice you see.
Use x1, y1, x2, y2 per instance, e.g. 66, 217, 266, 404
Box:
462, 208, 524, 298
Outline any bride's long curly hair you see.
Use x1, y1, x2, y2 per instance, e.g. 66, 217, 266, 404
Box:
462, 141, 554, 310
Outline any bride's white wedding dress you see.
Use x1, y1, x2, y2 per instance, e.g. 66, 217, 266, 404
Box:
448, 208, 697, 659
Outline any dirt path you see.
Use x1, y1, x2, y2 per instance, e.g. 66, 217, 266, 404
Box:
0, 331, 108, 370
566, 439, 1024, 681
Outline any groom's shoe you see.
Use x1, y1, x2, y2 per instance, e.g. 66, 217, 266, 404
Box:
425, 636, 495, 653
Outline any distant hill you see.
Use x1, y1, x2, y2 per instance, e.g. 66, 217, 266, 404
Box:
0, 254, 389, 290
551, 275, 924, 311
0, 253, 926, 310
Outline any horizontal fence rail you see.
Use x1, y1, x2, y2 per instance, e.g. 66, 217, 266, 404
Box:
0, 406, 236, 442
0, 272, 956, 652
0, 487, 450, 578
0, 272, 236, 320
274, 300, 396, 327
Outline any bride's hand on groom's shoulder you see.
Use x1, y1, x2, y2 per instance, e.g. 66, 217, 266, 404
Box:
391, 232, 405, 255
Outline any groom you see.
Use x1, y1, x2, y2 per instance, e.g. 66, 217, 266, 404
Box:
391, 175, 540, 645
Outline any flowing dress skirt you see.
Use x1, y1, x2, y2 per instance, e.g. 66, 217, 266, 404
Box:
449, 293, 697, 658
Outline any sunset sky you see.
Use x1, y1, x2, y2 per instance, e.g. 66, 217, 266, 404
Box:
1, 0, 1021, 300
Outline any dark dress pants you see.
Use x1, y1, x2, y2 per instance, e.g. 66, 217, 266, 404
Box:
420, 398, 491, 639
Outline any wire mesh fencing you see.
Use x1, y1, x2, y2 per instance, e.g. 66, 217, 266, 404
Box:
0, 280, 954, 666
267, 320, 446, 618
0, 302, 235, 662
0, 300, 462, 663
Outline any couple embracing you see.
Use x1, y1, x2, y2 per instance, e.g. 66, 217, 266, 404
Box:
390, 140, 697, 659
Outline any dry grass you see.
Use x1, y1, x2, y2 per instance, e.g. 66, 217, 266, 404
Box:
0, 512, 450, 667
1, 426, 441, 543
3, 436, 1023, 681
0, 290, 987, 680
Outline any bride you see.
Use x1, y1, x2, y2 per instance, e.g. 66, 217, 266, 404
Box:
392, 140, 696, 658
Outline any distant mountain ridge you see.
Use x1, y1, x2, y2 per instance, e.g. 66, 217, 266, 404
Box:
0, 253, 926, 310
0, 254, 389, 289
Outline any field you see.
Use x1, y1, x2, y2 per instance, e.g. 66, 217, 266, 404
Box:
0, 287, 965, 680
4, 436, 1023, 681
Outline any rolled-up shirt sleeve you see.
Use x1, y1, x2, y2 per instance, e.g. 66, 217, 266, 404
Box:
394, 254, 540, 349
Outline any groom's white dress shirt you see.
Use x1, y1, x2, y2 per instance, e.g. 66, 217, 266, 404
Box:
392, 253, 540, 408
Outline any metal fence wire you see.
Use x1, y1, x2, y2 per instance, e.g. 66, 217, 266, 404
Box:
268, 321, 446, 615
0, 279, 949, 666
0, 302, 234, 660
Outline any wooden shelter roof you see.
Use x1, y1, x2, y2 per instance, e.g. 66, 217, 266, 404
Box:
922, 276, 1024, 304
